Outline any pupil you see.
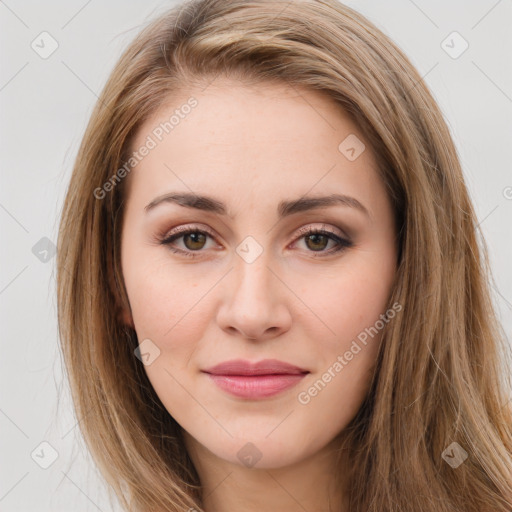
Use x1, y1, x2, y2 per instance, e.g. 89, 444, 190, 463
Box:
185, 232, 206, 250
307, 234, 327, 251
182, 232, 329, 252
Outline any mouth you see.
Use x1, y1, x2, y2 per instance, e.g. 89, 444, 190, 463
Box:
201, 359, 310, 399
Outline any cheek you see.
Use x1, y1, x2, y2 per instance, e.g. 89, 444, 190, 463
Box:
297, 252, 396, 347
124, 262, 210, 402
123, 245, 202, 332
122, 256, 214, 385
293, 259, 395, 431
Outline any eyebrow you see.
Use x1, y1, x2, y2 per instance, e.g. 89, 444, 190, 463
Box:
144, 192, 370, 219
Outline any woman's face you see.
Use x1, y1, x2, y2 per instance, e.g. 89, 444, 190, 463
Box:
121, 79, 398, 469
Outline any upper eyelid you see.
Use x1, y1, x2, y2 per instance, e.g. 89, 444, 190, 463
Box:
162, 223, 346, 238
161, 224, 349, 247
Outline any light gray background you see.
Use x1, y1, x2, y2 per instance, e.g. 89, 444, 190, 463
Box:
1, 1, 511, 510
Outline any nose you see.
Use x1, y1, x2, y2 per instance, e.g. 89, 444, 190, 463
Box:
216, 253, 292, 341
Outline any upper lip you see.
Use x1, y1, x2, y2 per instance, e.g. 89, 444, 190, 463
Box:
202, 359, 309, 376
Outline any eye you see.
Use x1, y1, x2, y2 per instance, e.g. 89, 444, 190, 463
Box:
291, 225, 353, 257
159, 224, 353, 258
160, 226, 216, 258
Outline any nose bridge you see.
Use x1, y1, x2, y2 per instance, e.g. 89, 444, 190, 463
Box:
231, 244, 276, 307
216, 242, 290, 340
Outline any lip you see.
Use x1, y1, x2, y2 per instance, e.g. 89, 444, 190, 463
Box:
202, 359, 309, 399
203, 358, 308, 376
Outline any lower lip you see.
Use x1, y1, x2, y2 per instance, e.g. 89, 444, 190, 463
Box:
204, 373, 307, 399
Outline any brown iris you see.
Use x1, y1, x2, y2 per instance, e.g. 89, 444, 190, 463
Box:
183, 232, 207, 250
304, 233, 329, 251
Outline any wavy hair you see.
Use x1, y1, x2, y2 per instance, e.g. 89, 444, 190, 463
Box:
56, 0, 512, 510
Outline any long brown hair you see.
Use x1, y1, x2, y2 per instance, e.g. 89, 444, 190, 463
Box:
56, 0, 512, 510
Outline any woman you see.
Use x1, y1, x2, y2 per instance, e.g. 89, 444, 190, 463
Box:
56, 0, 512, 510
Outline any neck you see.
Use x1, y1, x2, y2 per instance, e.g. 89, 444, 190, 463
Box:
184, 432, 350, 512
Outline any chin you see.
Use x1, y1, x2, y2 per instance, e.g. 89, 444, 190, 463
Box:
201, 432, 316, 470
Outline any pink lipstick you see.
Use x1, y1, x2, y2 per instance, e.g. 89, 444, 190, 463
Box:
202, 359, 309, 399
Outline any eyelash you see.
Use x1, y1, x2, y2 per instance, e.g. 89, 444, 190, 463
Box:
159, 224, 353, 259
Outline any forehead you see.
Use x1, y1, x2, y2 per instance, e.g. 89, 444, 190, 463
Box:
126, 79, 383, 214
134, 79, 361, 154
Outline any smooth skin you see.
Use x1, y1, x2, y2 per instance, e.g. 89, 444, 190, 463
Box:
120, 78, 398, 512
